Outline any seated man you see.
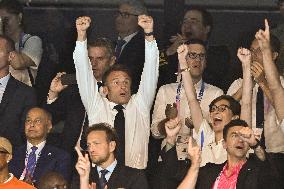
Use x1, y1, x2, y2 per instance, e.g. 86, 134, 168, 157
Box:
75, 123, 149, 189
74, 15, 158, 169
0, 137, 35, 189
177, 119, 282, 189
9, 107, 71, 187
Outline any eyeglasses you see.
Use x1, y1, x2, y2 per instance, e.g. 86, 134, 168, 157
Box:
25, 118, 44, 126
186, 52, 206, 62
50, 184, 68, 189
116, 11, 139, 18
210, 104, 231, 113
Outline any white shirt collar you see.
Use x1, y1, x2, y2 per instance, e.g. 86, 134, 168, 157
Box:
96, 159, 117, 176
27, 140, 46, 154
0, 74, 10, 88
118, 31, 138, 44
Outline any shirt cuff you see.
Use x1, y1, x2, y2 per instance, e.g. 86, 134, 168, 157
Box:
46, 96, 57, 104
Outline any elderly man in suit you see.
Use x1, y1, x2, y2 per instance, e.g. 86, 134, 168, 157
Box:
75, 123, 148, 189
0, 34, 37, 147
9, 107, 71, 187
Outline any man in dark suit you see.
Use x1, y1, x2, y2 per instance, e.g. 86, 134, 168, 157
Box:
9, 107, 71, 187
0, 35, 37, 147
115, 1, 147, 93
75, 123, 149, 189
176, 119, 283, 189
161, 5, 231, 92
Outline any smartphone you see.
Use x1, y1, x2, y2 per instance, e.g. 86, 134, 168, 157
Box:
61, 74, 77, 85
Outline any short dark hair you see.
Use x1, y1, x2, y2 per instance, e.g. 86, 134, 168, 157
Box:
0, 0, 23, 15
209, 95, 241, 116
185, 7, 213, 37
37, 172, 67, 189
86, 123, 118, 144
88, 37, 115, 59
223, 119, 248, 141
102, 64, 132, 86
0, 35, 15, 52
185, 38, 207, 53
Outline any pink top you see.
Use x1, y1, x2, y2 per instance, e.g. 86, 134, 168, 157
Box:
212, 160, 246, 189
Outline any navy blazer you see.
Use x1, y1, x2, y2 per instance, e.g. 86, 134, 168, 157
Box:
9, 143, 72, 186
0, 76, 37, 147
72, 163, 149, 189
116, 31, 145, 94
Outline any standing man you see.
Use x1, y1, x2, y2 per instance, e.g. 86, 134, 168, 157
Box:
9, 107, 71, 187
161, 6, 231, 91
75, 123, 149, 189
45, 37, 116, 153
0, 137, 35, 189
0, 34, 36, 147
151, 39, 223, 154
74, 14, 159, 169
115, 1, 148, 93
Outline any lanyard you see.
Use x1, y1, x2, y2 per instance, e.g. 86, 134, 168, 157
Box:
175, 78, 205, 148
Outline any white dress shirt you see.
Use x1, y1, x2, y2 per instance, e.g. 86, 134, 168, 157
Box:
0, 74, 10, 103
73, 39, 159, 169
227, 77, 284, 153
20, 140, 46, 180
151, 80, 223, 153
96, 159, 117, 182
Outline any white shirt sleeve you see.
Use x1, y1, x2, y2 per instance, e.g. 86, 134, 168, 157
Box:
134, 39, 159, 113
22, 35, 43, 69
73, 40, 102, 118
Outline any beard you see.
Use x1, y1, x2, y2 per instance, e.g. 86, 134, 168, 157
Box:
91, 153, 111, 166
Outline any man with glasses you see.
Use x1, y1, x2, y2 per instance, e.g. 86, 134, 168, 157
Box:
0, 137, 36, 189
160, 6, 231, 92
151, 39, 223, 166
115, 1, 148, 93
9, 107, 71, 187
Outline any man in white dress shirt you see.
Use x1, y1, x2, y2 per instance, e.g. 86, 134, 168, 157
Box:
73, 15, 159, 169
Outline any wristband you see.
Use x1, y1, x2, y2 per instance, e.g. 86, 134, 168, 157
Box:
180, 67, 191, 73
144, 31, 154, 36
250, 139, 261, 149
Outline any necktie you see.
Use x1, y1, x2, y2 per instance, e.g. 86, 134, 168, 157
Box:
80, 113, 89, 151
25, 146, 38, 179
256, 87, 265, 148
115, 39, 126, 60
98, 169, 108, 189
113, 105, 125, 165
97, 82, 103, 91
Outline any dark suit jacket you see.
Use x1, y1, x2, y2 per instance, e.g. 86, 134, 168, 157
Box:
159, 45, 231, 92
9, 143, 72, 186
0, 76, 37, 147
89, 164, 149, 189
43, 85, 85, 153
116, 31, 145, 94
196, 156, 282, 189
71, 163, 149, 189
153, 147, 282, 189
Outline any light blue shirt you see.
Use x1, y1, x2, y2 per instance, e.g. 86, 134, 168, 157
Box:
0, 74, 10, 103
96, 159, 117, 182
